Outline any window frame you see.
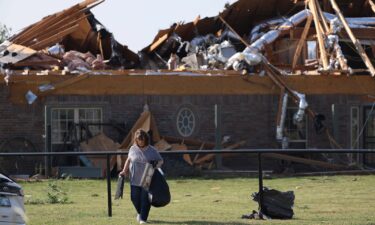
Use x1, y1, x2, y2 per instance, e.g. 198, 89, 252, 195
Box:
284, 106, 308, 148
50, 107, 103, 144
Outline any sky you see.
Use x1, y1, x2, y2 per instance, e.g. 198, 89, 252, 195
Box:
0, 0, 237, 52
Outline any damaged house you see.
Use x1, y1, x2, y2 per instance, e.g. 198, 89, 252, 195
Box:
1, 0, 375, 177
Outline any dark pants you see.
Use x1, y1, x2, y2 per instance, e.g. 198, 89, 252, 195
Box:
130, 185, 151, 221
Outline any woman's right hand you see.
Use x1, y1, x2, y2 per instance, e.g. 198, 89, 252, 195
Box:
119, 169, 129, 177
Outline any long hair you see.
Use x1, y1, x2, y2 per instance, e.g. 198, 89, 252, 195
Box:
133, 129, 150, 147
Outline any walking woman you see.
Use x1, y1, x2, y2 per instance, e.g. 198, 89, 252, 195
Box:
120, 129, 163, 224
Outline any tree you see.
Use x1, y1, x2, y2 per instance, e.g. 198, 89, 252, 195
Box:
0, 23, 12, 43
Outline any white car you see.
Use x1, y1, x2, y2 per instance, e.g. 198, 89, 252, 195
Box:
0, 174, 26, 225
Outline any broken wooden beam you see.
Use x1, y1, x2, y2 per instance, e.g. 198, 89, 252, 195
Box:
263, 153, 349, 170
308, 0, 329, 69
292, 15, 313, 71
162, 136, 217, 149
219, 16, 249, 47
329, 0, 375, 76
30, 24, 80, 50
194, 141, 246, 165
315, 0, 330, 33
370, 0, 375, 13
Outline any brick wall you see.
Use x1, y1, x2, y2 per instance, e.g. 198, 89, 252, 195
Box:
44, 94, 363, 149
0, 86, 45, 151
0, 85, 365, 173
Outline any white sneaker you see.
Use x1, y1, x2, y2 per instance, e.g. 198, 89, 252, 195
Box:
139, 220, 147, 224
136, 214, 141, 222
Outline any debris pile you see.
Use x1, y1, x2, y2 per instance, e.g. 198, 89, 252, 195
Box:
1, 0, 374, 76
0, 0, 139, 73
74, 108, 246, 177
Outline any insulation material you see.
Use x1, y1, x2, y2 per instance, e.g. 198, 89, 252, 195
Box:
276, 93, 289, 141
225, 52, 262, 71
293, 91, 308, 125
207, 41, 237, 68
326, 18, 349, 71
249, 10, 311, 53
249, 18, 285, 43
48, 44, 65, 56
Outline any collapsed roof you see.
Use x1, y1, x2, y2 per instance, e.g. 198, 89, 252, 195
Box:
142, 0, 375, 75
0, 0, 139, 70
1, 0, 375, 76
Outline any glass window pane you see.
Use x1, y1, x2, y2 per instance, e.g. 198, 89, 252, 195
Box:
68, 109, 74, 119
51, 108, 102, 144
52, 110, 58, 119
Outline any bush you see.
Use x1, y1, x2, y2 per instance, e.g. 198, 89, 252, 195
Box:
46, 183, 71, 204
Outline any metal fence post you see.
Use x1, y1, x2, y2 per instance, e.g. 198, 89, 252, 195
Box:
258, 152, 264, 213
106, 154, 112, 217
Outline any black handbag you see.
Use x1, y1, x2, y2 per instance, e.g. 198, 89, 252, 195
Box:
148, 168, 171, 207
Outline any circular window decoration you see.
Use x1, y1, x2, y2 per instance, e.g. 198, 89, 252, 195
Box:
176, 107, 196, 137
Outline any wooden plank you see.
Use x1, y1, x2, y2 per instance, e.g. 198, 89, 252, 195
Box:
194, 141, 246, 165
163, 136, 216, 148
12, 0, 100, 47
308, 0, 329, 69
30, 24, 80, 50
150, 114, 161, 143
329, 0, 375, 76
14, 60, 59, 67
193, 15, 201, 26
315, 0, 329, 33
12, 4, 82, 44
292, 15, 312, 71
264, 61, 316, 118
0, 43, 36, 64
219, 16, 249, 47
79, 0, 102, 8
119, 111, 153, 149
149, 34, 169, 52
21, 13, 88, 47
263, 153, 349, 170
8, 75, 375, 105
169, 144, 192, 165
193, 142, 206, 164
370, 0, 375, 13
38, 73, 90, 96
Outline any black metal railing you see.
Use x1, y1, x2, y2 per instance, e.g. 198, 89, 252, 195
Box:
0, 149, 374, 217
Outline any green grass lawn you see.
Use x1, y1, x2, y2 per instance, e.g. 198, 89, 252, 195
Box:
20, 175, 375, 225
